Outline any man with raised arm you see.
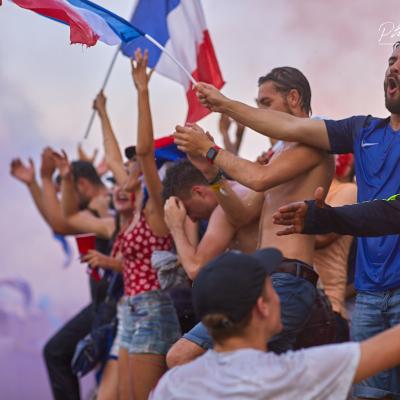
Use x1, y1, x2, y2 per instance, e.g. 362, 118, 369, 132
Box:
190, 41, 400, 399
174, 67, 335, 359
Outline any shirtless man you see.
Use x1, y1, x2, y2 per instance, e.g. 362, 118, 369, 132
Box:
162, 158, 259, 366
174, 66, 335, 362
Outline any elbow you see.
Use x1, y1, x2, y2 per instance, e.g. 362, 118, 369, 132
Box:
184, 261, 203, 281
248, 176, 270, 192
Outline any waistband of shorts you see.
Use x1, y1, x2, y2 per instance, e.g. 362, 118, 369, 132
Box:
123, 289, 171, 306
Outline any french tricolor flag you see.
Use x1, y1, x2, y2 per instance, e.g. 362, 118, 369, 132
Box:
122, 0, 224, 124
10, 0, 143, 46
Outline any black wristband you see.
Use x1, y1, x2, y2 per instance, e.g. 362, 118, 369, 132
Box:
207, 170, 224, 185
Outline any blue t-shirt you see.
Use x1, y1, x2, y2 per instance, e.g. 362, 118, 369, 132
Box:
325, 115, 400, 291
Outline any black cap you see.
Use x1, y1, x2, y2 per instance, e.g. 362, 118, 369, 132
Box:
192, 248, 282, 323
124, 146, 136, 160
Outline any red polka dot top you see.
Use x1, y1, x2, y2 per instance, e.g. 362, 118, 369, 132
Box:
118, 212, 173, 296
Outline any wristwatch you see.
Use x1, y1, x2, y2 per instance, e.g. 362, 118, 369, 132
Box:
205, 145, 221, 164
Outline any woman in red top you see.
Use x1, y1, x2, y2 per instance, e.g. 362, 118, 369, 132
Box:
90, 49, 186, 400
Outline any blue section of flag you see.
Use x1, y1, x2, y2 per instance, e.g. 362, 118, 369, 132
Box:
155, 143, 186, 169
66, 0, 143, 42
121, 0, 180, 65
53, 233, 73, 268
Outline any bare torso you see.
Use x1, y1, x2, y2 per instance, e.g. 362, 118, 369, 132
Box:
259, 143, 334, 266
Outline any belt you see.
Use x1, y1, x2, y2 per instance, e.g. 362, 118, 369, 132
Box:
273, 259, 318, 287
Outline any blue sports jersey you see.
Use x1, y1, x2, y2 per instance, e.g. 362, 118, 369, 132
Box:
325, 115, 400, 291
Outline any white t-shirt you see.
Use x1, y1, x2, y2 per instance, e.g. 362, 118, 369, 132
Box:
151, 343, 360, 400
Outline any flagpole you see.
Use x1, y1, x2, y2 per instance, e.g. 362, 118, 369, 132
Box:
84, 45, 120, 139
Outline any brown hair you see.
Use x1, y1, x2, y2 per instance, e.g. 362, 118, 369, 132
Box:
202, 313, 253, 345
258, 67, 312, 115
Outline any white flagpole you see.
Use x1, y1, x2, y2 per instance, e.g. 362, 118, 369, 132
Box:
83, 33, 197, 139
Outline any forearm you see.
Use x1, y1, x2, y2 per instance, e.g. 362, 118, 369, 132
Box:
170, 225, 203, 279
136, 89, 154, 156
101, 256, 123, 272
304, 199, 400, 236
98, 110, 127, 185
355, 324, 400, 383
210, 179, 252, 227
26, 180, 47, 221
221, 100, 330, 150
211, 149, 271, 192
60, 176, 80, 217
136, 89, 163, 205
41, 178, 74, 234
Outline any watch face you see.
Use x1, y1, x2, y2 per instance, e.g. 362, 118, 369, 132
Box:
206, 147, 218, 162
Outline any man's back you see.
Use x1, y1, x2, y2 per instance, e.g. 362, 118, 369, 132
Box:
152, 344, 359, 400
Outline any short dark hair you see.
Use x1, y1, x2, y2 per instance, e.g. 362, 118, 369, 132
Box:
258, 67, 312, 115
162, 159, 208, 201
71, 161, 103, 186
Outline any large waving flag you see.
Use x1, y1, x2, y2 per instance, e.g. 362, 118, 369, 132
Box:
121, 0, 224, 123
10, 0, 143, 46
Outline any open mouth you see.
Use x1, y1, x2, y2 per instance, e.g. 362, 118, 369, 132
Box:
387, 77, 399, 96
115, 192, 129, 202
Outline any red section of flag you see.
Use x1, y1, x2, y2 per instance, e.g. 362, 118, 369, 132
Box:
186, 30, 225, 123
154, 135, 174, 149
11, 0, 99, 46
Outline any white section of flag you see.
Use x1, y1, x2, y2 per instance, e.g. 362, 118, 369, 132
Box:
73, 5, 121, 45
155, 0, 206, 89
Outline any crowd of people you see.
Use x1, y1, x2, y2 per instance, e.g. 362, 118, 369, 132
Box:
9, 41, 400, 399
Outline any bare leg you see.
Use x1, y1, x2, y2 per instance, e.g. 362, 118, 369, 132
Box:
118, 348, 130, 400
129, 354, 166, 400
166, 338, 206, 369
97, 359, 118, 400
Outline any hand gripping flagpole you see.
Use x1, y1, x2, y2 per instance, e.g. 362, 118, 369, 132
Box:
84, 34, 197, 139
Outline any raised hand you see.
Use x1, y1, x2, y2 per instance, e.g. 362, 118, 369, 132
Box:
272, 187, 326, 235
131, 48, 154, 91
40, 147, 56, 179
196, 82, 230, 112
164, 196, 187, 230
78, 142, 98, 164
174, 123, 214, 158
10, 158, 36, 185
52, 150, 72, 179
93, 90, 107, 115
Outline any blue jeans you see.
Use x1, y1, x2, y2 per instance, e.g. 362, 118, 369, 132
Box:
183, 273, 316, 352
120, 290, 181, 355
352, 289, 400, 399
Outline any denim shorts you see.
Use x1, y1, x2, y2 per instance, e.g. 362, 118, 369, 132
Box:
351, 289, 400, 399
184, 272, 316, 352
109, 302, 124, 359
120, 290, 181, 355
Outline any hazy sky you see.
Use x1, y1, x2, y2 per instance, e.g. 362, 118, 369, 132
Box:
0, 0, 399, 311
